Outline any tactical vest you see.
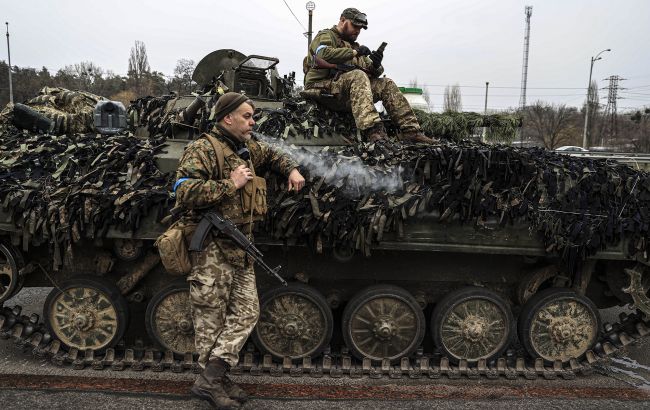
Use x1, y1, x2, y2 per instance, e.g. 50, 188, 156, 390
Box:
201, 134, 267, 227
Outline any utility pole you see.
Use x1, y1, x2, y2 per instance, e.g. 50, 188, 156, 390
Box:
582, 49, 610, 148
5, 22, 13, 104
518, 6, 533, 146
482, 81, 489, 142
600, 75, 625, 147
306, 2, 315, 52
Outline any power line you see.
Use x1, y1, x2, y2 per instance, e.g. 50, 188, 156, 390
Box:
621, 91, 650, 96
396, 83, 588, 90
423, 93, 587, 97
281, 0, 307, 32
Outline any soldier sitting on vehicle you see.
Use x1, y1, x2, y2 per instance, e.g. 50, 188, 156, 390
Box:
303, 7, 436, 144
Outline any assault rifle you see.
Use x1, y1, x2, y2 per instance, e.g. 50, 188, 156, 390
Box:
189, 211, 287, 286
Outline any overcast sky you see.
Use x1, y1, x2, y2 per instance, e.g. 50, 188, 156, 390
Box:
4, 0, 650, 112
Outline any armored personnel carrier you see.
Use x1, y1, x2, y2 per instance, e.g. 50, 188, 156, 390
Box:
1, 49, 649, 380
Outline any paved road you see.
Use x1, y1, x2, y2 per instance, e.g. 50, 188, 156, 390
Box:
2, 288, 650, 409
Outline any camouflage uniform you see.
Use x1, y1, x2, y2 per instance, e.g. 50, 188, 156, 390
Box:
304, 26, 421, 133
175, 127, 298, 368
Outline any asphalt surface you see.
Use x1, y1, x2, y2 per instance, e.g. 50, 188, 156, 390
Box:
1, 288, 650, 409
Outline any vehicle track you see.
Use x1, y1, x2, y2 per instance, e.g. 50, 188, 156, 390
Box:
1, 304, 648, 381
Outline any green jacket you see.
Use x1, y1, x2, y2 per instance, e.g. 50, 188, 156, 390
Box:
304, 26, 384, 89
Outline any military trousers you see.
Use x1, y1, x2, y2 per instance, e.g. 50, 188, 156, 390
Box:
310, 70, 421, 132
188, 238, 260, 368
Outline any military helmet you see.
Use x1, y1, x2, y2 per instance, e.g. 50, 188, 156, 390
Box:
341, 7, 368, 29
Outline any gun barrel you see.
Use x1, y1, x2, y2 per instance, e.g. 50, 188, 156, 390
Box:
181, 96, 206, 124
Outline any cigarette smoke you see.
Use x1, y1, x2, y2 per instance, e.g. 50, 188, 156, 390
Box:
253, 132, 404, 195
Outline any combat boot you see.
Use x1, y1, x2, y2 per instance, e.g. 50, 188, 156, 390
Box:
399, 129, 438, 144
191, 358, 241, 409
361, 122, 388, 143
222, 375, 249, 403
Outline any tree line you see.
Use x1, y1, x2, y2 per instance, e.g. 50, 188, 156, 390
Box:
1, 41, 648, 152
440, 81, 650, 152
0, 41, 196, 108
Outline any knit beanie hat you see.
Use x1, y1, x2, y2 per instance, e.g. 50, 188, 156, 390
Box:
213, 92, 250, 122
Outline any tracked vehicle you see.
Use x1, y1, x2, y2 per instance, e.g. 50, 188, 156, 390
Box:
1, 49, 650, 379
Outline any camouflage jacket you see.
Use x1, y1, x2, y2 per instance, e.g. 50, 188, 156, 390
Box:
304, 26, 384, 89
174, 127, 298, 226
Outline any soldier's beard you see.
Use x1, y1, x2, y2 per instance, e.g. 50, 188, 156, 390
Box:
342, 31, 358, 42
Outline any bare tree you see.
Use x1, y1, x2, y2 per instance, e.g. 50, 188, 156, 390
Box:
50, 61, 106, 93
619, 108, 650, 153
443, 84, 462, 112
524, 101, 578, 149
171, 58, 196, 94
128, 40, 150, 95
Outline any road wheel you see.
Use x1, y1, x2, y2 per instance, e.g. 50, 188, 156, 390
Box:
44, 275, 129, 353
0, 243, 23, 304
518, 288, 600, 363
342, 284, 425, 362
145, 280, 194, 356
253, 283, 333, 361
431, 286, 514, 363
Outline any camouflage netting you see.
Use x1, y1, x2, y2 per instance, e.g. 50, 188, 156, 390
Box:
257, 136, 650, 271
254, 100, 523, 142
414, 110, 522, 143
1, 91, 649, 273
0, 125, 172, 267
127, 93, 523, 143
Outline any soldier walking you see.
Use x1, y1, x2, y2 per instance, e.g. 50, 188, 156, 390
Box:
174, 92, 305, 408
304, 7, 435, 144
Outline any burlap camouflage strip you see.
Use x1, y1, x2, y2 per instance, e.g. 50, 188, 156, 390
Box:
128, 89, 523, 143
1, 90, 648, 274
254, 98, 522, 142
0, 125, 173, 268
256, 136, 650, 273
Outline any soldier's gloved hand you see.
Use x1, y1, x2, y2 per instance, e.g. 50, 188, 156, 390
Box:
287, 168, 305, 192
356, 45, 371, 57
369, 49, 383, 68
231, 164, 254, 189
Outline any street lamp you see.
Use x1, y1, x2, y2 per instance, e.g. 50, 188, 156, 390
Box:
582, 48, 611, 148
306, 2, 315, 51
5, 22, 13, 104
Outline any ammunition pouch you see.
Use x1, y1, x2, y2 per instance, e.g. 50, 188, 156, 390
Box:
154, 221, 196, 276
241, 176, 267, 221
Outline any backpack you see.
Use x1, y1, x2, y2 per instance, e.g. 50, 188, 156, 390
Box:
155, 134, 225, 275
